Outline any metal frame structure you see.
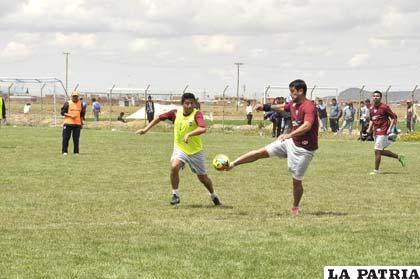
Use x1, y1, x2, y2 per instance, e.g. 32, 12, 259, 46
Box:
0, 77, 68, 126
262, 85, 338, 103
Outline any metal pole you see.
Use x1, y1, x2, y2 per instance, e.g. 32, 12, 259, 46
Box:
144, 85, 150, 125
183, 85, 189, 93
222, 85, 229, 131
234, 62, 243, 111
40, 83, 46, 116
109, 85, 116, 127
384, 85, 391, 104
73, 83, 79, 92
7, 83, 13, 121
310, 85, 317, 100
357, 85, 365, 124
63, 52, 70, 95
263, 86, 270, 104
410, 85, 418, 132
53, 90, 57, 127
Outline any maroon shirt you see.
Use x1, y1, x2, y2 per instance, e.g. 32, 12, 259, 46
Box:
369, 103, 397, 136
284, 99, 319, 151
158, 109, 206, 128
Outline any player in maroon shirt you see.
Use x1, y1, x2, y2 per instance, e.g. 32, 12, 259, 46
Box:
226, 79, 318, 216
366, 90, 405, 175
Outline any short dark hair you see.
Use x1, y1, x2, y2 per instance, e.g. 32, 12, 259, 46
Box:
289, 79, 307, 95
181, 92, 196, 104
373, 90, 382, 97
365, 99, 370, 103
332, 98, 337, 101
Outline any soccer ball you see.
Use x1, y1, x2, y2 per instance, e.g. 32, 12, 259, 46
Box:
212, 154, 230, 171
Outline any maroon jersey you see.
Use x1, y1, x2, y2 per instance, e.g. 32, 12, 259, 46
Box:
369, 103, 397, 136
158, 109, 206, 128
284, 99, 319, 151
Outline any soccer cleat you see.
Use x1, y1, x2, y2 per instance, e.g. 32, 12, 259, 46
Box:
369, 170, 380, 175
212, 196, 222, 206
399, 155, 406, 167
290, 207, 299, 217
170, 194, 180, 205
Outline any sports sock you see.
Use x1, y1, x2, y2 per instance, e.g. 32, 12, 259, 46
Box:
210, 192, 218, 199
172, 189, 180, 196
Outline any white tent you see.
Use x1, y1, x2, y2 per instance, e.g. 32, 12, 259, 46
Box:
127, 103, 180, 119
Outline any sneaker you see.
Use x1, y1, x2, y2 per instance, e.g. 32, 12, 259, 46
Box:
369, 170, 380, 175
399, 155, 406, 167
290, 207, 299, 217
212, 196, 222, 206
170, 194, 180, 205
62, 153, 68, 156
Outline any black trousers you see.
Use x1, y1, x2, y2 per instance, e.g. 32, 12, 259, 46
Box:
330, 118, 339, 132
247, 114, 253, 125
147, 112, 154, 123
62, 125, 81, 154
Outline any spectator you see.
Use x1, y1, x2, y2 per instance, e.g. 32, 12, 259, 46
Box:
281, 96, 292, 134
329, 98, 341, 133
23, 103, 31, 114
118, 112, 127, 123
146, 95, 155, 123
339, 102, 356, 135
0, 95, 6, 128
359, 101, 370, 140
92, 98, 101, 121
406, 100, 418, 133
61, 91, 86, 156
316, 99, 328, 131
246, 100, 253, 125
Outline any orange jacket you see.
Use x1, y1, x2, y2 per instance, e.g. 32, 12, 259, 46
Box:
62, 100, 83, 125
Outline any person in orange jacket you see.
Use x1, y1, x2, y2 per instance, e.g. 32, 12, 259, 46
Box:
60, 91, 86, 156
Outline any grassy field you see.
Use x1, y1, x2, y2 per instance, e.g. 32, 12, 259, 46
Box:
1, 126, 419, 278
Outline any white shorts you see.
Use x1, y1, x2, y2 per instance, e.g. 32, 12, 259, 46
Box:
170, 149, 206, 175
265, 138, 315, 181
374, 135, 392, 150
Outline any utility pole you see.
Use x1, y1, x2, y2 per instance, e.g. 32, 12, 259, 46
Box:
234, 62, 243, 111
63, 52, 70, 95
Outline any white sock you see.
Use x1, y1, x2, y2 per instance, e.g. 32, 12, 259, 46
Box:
172, 189, 180, 196
230, 161, 236, 168
210, 192, 218, 199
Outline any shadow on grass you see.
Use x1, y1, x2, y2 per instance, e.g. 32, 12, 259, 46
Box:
306, 211, 348, 217
183, 204, 234, 209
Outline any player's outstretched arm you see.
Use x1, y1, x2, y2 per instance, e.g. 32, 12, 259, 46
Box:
135, 118, 161, 135
255, 103, 285, 113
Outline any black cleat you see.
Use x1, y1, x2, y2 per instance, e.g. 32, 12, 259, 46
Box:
212, 196, 222, 206
170, 194, 180, 205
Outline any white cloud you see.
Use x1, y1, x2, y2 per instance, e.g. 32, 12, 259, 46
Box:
348, 53, 370, 67
0, 41, 32, 62
129, 38, 158, 52
368, 38, 389, 48
193, 35, 235, 54
51, 33, 96, 49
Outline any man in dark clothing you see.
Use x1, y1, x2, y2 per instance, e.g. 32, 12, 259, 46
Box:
146, 95, 155, 123
0, 95, 6, 128
61, 91, 86, 155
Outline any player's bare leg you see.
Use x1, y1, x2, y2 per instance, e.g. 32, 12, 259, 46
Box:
290, 178, 303, 217
198, 174, 221, 206
228, 147, 269, 169
170, 159, 182, 204
374, 150, 382, 171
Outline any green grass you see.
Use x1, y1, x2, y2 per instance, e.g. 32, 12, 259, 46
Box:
1, 126, 419, 278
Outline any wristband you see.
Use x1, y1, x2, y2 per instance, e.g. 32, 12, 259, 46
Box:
262, 104, 272, 112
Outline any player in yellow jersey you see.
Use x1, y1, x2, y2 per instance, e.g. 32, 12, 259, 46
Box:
136, 93, 221, 206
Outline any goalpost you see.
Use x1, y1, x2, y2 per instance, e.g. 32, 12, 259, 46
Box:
0, 77, 68, 126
